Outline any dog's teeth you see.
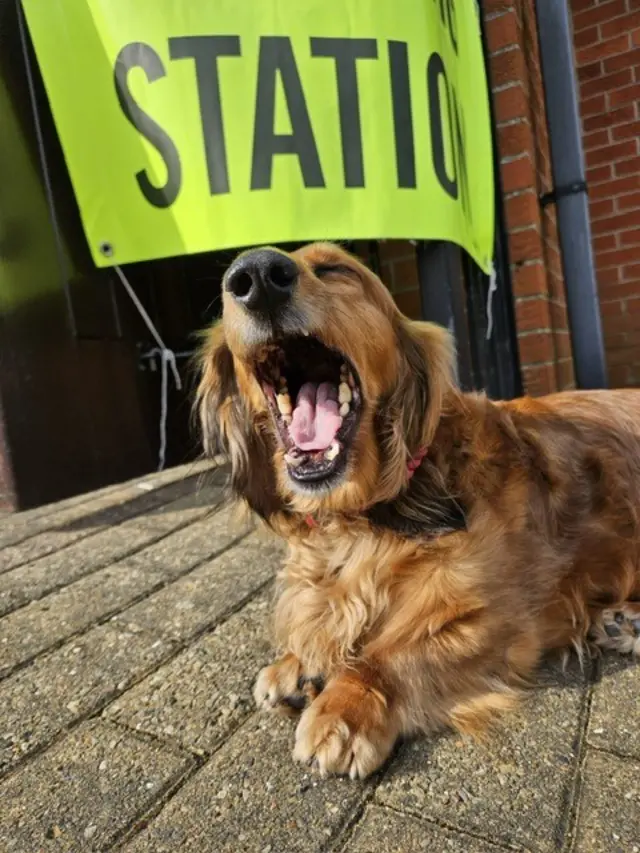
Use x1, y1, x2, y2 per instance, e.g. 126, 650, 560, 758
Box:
325, 441, 340, 461
282, 414, 292, 425
339, 402, 350, 417
338, 383, 352, 404
347, 372, 356, 389
284, 452, 302, 466
277, 393, 292, 415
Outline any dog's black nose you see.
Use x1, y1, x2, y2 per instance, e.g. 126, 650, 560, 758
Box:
225, 248, 298, 316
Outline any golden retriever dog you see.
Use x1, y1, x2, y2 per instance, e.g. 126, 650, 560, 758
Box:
196, 242, 640, 780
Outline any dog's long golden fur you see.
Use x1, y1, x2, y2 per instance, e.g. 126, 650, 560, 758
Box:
197, 242, 640, 779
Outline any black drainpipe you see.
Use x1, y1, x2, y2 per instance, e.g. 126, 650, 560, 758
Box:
536, 0, 608, 389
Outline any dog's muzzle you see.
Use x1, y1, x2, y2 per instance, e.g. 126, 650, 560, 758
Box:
225, 248, 298, 321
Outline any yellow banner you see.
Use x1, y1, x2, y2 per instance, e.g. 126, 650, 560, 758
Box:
22, 0, 495, 271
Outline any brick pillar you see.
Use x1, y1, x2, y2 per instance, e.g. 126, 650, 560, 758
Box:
484, 0, 575, 395
571, 0, 640, 388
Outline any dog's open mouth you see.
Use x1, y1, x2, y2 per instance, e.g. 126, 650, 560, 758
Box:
254, 336, 362, 486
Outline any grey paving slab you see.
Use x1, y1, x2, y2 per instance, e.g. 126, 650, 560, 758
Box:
0, 470, 214, 574
6, 465, 635, 853
104, 590, 274, 755
0, 562, 175, 677
1, 720, 193, 853
0, 505, 248, 677
0, 484, 135, 549
0, 459, 217, 549
0, 528, 168, 620
343, 805, 513, 853
112, 532, 283, 643
0, 622, 174, 775
121, 713, 368, 853
0, 479, 226, 616
588, 655, 640, 760
574, 750, 640, 852
116, 503, 248, 579
376, 661, 588, 853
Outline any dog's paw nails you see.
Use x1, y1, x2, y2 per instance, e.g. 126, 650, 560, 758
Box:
294, 707, 357, 778
253, 658, 312, 716
253, 666, 281, 711
293, 680, 397, 780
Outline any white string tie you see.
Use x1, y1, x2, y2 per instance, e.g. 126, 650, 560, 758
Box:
114, 266, 182, 471
486, 262, 498, 341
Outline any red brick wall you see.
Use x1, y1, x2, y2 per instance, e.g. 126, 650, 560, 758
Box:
571, 0, 640, 387
484, 0, 576, 395
352, 240, 422, 320
375, 241, 421, 319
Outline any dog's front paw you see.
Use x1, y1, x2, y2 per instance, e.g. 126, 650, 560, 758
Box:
254, 654, 324, 717
293, 676, 397, 780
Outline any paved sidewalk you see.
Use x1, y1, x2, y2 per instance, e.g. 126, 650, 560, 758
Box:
1, 463, 638, 852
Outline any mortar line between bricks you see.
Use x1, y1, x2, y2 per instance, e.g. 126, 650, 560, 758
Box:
0, 471, 217, 577
325, 766, 388, 853
0, 574, 274, 784
96, 577, 277, 762
383, 804, 527, 852
0, 527, 254, 683
110, 698, 378, 853
586, 743, 640, 764
0, 496, 229, 619
107, 757, 205, 852
100, 726, 203, 853
325, 789, 377, 853
108, 711, 265, 851
562, 659, 598, 853
106, 716, 221, 763
102, 710, 264, 845
340, 800, 529, 853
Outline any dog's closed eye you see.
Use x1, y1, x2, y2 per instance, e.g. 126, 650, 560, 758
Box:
313, 264, 357, 279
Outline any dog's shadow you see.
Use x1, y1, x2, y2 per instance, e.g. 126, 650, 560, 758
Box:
377, 649, 637, 788
588, 646, 639, 682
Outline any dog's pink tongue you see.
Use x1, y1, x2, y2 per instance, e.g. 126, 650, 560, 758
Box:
289, 382, 341, 451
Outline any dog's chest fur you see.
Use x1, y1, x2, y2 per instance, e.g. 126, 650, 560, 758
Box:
273, 525, 430, 676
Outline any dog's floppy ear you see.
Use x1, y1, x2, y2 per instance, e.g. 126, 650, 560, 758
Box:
369, 319, 465, 537
376, 319, 455, 498
404, 320, 456, 447
195, 323, 285, 524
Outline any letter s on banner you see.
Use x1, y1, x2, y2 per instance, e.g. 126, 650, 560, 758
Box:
114, 43, 182, 208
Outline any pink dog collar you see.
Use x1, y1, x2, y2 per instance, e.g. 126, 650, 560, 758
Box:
406, 446, 428, 480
